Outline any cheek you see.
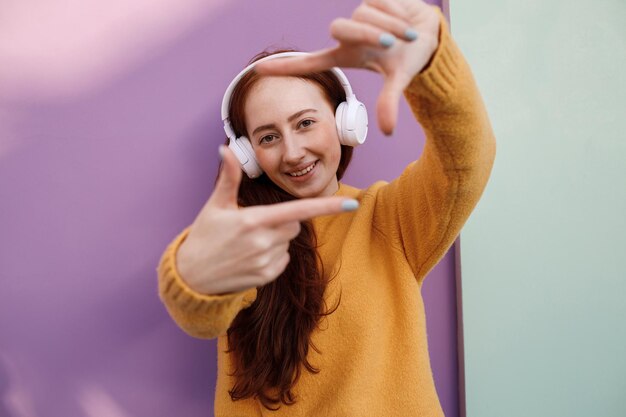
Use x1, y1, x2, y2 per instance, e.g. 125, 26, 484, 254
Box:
326, 129, 342, 168
330, 143, 341, 169
253, 147, 278, 172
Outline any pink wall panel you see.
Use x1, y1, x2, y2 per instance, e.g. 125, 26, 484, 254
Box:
0, 1, 457, 415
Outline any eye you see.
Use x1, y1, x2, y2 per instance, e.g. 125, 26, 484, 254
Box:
259, 134, 277, 145
298, 119, 315, 129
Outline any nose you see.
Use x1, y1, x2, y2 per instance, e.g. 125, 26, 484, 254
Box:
282, 133, 306, 165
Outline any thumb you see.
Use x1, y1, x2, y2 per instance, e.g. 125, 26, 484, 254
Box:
376, 74, 407, 136
209, 145, 243, 209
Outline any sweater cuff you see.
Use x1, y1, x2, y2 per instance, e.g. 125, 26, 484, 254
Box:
405, 8, 463, 103
157, 228, 255, 313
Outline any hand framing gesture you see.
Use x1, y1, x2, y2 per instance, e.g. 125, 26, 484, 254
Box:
176, 146, 358, 295
256, 0, 441, 135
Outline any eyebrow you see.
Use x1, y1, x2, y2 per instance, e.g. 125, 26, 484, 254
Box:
251, 109, 317, 136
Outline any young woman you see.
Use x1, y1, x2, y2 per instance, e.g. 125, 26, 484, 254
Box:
158, 0, 496, 415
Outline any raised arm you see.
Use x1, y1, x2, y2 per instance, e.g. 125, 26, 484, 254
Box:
377, 14, 496, 282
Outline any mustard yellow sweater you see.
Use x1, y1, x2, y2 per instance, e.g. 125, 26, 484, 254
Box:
158, 15, 495, 417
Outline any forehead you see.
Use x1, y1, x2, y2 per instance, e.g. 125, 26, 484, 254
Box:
244, 76, 332, 119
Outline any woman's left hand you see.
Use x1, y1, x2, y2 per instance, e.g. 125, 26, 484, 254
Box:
255, 0, 441, 135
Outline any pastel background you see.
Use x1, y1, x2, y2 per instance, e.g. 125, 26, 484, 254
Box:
0, 0, 460, 416
451, 0, 626, 416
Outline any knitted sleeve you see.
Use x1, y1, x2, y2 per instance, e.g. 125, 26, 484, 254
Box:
375, 11, 496, 283
157, 228, 257, 339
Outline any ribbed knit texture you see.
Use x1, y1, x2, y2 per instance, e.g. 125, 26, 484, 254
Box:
158, 11, 495, 417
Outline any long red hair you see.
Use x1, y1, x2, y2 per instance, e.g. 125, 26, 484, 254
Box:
224, 50, 353, 409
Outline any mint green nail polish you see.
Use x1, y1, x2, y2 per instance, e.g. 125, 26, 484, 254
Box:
405, 28, 419, 41
379, 33, 395, 48
342, 199, 359, 211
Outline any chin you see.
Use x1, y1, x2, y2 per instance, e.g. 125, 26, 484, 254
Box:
286, 187, 320, 199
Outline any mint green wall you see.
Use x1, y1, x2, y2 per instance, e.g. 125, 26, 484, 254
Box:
451, 1, 626, 416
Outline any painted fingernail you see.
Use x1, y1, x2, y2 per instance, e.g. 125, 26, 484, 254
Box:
404, 28, 419, 41
218, 145, 226, 159
379, 33, 395, 48
341, 199, 360, 211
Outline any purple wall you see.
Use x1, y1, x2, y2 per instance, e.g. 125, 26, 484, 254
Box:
0, 1, 457, 415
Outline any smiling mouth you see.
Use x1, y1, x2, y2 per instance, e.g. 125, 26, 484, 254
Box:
288, 161, 317, 177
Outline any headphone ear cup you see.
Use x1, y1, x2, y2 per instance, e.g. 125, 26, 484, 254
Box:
335, 102, 348, 145
228, 136, 263, 178
335, 99, 368, 147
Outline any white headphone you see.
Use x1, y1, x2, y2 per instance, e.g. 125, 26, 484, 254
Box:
221, 52, 368, 179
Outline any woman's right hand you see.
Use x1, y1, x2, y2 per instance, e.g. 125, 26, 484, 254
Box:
176, 146, 357, 295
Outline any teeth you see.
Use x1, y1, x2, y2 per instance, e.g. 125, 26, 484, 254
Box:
289, 162, 315, 177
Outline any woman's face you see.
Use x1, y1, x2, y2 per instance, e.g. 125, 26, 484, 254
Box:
244, 76, 342, 199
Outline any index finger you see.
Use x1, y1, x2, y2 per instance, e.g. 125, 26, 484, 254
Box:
254, 49, 339, 76
244, 196, 359, 227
